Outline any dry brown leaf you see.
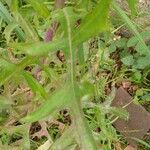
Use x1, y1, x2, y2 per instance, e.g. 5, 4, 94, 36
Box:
112, 87, 150, 146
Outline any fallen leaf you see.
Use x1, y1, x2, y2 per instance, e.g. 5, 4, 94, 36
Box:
112, 87, 150, 147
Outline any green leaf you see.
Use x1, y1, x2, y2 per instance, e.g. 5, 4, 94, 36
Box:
20, 84, 72, 123
135, 56, 150, 69
0, 57, 35, 86
79, 81, 95, 97
4, 23, 18, 43
0, 96, 12, 108
0, 58, 16, 86
78, 45, 85, 65
126, 0, 138, 16
127, 37, 138, 47
63, 7, 97, 150
0, 1, 13, 23
49, 127, 75, 150
22, 71, 48, 100
10, 0, 19, 12
27, 0, 50, 18
131, 137, 150, 148
135, 42, 149, 55
0, 1, 25, 41
113, 2, 150, 57
10, 0, 112, 56
121, 55, 134, 66
9, 39, 66, 56
127, 31, 150, 47
73, 0, 112, 45
115, 38, 127, 48
131, 71, 142, 83
13, 12, 39, 41
108, 42, 116, 53
136, 89, 143, 97
110, 107, 129, 120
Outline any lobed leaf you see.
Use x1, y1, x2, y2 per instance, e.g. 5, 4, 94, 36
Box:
73, 0, 112, 45
10, 0, 112, 56
9, 39, 66, 56
0, 57, 35, 86
121, 55, 134, 66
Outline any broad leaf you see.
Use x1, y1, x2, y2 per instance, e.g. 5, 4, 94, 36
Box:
121, 55, 134, 66
135, 42, 150, 55
135, 56, 150, 69
73, 0, 112, 45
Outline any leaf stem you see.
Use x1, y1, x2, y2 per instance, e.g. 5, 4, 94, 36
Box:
63, 8, 97, 150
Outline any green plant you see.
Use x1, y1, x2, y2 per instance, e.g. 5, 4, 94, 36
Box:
0, 0, 149, 150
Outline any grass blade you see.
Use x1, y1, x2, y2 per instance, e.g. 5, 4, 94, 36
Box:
126, 0, 138, 16
112, 1, 150, 56
131, 137, 150, 148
